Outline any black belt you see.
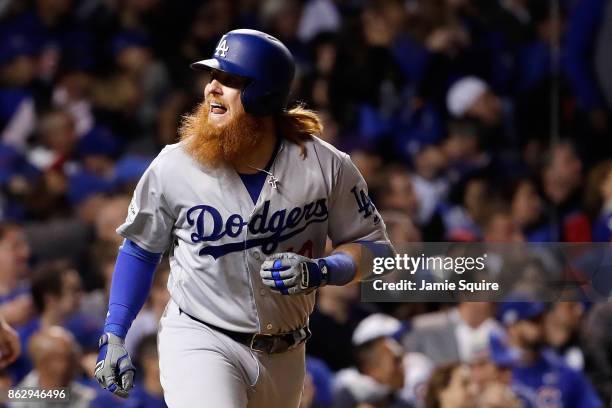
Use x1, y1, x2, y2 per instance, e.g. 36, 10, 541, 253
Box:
179, 308, 311, 354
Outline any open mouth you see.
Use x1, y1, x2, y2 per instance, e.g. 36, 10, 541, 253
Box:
210, 102, 228, 115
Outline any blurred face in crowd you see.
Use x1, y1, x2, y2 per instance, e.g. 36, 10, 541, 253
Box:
470, 358, 497, 390
512, 181, 542, 227
381, 171, 419, 218
509, 314, 546, 351
117, 46, 152, 75
599, 168, 612, 202
463, 179, 487, 220
351, 150, 383, 189
547, 144, 582, 188
180, 69, 264, 167
477, 381, 521, 408
40, 111, 77, 156
439, 364, 477, 408
57, 269, 83, 316
30, 327, 78, 387
458, 302, 494, 328
484, 213, 524, 243
546, 301, 584, 331
467, 91, 502, 127
362, 338, 405, 391
1, 55, 37, 86
37, 0, 73, 17
415, 145, 445, 180
0, 225, 31, 277
95, 196, 130, 245
382, 211, 423, 244
443, 133, 479, 162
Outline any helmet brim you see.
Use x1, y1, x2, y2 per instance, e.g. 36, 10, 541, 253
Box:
190, 58, 220, 71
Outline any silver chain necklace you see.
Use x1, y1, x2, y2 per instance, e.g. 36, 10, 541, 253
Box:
246, 165, 279, 189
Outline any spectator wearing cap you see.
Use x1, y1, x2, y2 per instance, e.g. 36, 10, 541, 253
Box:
497, 295, 602, 408
470, 329, 517, 391
446, 76, 515, 152
446, 77, 502, 127
333, 314, 413, 408
403, 302, 500, 366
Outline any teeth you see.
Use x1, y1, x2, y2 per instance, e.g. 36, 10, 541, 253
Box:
211, 103, 224, 109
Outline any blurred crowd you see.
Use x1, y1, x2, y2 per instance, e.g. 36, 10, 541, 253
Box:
0, 0, 612, 407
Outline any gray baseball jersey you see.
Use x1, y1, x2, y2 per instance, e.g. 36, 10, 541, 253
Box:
117, 136, 391, 334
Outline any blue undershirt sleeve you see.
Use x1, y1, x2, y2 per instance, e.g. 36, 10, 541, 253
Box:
324, 252, 357, 286
104, 239, 163, 338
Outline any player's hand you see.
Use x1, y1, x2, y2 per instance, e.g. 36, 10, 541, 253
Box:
94, 332, 135, 398
0, 317, 20, 368
260, 252, 328, 295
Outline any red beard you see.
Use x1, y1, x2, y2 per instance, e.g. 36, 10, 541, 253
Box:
179, 97, 263, 167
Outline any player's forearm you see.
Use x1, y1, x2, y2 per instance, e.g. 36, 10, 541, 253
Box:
104, 240, 162, 338
331, 243, 363, 283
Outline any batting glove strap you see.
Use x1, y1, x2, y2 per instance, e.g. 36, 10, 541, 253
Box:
260, 253, 328, 295
94, 332, 135, 399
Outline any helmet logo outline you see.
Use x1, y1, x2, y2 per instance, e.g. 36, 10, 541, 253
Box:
215, 36, 229, 58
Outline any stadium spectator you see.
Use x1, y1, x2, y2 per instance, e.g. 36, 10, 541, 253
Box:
0, 1, 609, 406
307, 284, 373, 372
129, 334, 167, 408
584, 159, 612, 241
403, 302, 499, 365
581, 303, 612, 405
497, 297, 602, 407
17, 326, 96, 408
334, 314, 411, 408
540, 141, 591, 242
510, 178, 554, 242
544, 301, 586, 371
11, 260, 101, 383
423, 362, 476, 408
0, 222, 33, 326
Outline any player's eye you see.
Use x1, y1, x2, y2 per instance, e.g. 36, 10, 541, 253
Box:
210, 71, 248, 89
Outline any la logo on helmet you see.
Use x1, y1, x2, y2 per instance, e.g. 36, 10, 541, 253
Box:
215, 36, 229, 58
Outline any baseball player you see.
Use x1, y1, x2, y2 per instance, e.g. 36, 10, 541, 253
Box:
94, 29, 393, 408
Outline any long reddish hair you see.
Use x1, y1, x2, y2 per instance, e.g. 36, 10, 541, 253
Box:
275, 105, 323, 157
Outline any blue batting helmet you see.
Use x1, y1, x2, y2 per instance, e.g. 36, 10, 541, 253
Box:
190, 29, 295, 116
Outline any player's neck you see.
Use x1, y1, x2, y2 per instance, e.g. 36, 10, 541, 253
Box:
232, 119, 277, 174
